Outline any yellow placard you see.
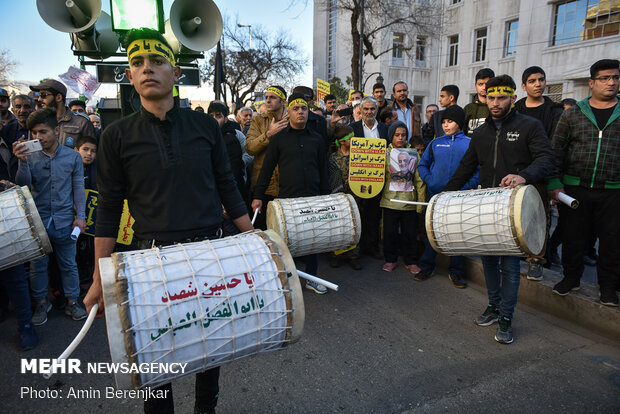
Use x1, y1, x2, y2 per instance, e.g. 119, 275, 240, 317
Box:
253, 100, 265, 111
116, 200, 135, 245
81, 189, 135, 245
348, 137, 387, 198
316, 78, 330, 107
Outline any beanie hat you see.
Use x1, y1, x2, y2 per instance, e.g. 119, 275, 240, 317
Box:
441, 105, 465, 130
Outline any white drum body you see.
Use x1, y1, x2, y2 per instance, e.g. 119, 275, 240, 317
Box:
426, 185, 545, 256
266, 193, 361, 257
0, 186, 52, 271
100, 230, 304, 390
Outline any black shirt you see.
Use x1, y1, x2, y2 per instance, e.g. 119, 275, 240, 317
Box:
591, 103, 617, 130
95, 106, 247, 242
254, 125, 329, 199
518, 104, 545, 123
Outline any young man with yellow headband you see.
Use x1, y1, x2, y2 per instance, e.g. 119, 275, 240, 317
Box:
83, 28, 253, 414
251, 93, 330, 293
444, 75, 555, 344
246, 85, 288, 229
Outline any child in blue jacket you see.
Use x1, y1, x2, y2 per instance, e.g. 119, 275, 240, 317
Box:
416, 105, 479, 287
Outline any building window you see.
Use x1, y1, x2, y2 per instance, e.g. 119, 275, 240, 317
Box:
474, 27, 487, 62
449, 0, 462, 4
546, 84, 564, 103
447, 35, 459, 67
415, 36, 426, 67
553, 0, 620, 46
392, 33, 405, 66
504, 19, 518, 57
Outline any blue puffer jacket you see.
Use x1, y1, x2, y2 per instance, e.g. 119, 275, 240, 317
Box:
418, 130, 479, 197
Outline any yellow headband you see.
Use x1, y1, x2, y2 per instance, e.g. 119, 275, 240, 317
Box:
486, 86, 515, 96
127, 39, 175, 67
288, 98, 307, 109
266, 87, 286, 100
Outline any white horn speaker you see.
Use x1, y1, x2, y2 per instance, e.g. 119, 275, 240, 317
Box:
169, 0, 223, 52
37, 0, 102, 33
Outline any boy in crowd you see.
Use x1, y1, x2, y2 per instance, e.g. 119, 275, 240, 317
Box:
417, 106, 478, 287
429, 85, 460, 139
464, 68, 495, 136
74, 136, 98, 289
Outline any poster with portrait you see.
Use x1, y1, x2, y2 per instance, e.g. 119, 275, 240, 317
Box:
388, 148, 419, 192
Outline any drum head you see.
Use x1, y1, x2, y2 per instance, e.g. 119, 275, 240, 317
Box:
513, 185, 545, 256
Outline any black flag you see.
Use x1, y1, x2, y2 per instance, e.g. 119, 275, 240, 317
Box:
214, 41, 225, 100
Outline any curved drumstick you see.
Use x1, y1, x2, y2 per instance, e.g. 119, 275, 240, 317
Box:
297, 270, 339, 291
42, 303, 98, 380
251, 208, 259, 225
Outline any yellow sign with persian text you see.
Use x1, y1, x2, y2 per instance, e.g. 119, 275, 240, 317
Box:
83, 190, 135, 245
316, 78, 330, 107
348, 138, 387, 199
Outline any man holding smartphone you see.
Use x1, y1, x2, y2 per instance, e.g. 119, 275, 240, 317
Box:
13, 108, 87, 325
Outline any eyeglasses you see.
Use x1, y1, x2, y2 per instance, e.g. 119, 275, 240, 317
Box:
592, 75, 620, 83
38, 92, 55, 99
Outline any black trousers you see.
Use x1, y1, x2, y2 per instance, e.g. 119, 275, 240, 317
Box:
359, 195, 382, 253
137, 231, 223, 414
560, 186, 620, 290
251, 193, 276, 231
383, 208, 418, 265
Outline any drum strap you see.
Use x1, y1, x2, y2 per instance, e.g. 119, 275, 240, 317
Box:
135, 228, 224, 249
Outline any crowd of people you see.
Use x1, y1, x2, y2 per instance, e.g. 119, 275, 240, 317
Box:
0, 24, 617, 412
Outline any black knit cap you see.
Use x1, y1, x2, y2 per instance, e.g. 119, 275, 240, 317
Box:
441, 105, 465, 130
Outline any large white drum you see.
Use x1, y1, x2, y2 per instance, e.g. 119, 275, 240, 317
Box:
100, 230, 304, 390
426, 185, 545, 256
266, 193, 361, 257
0, 186, 52, 271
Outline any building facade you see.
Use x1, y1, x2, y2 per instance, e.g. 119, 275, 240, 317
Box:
313, 0, 442, 108
441, 0, 620, 103
314, 0, 620, 108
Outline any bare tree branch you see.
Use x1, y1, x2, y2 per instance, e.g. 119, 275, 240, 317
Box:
199, 17, 307, 105
0, 49, 16, 87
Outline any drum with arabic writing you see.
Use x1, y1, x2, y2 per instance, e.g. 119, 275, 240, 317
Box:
426, 185, 545, 256
266, 193, 361, 257
0, 186, 52, 271
100, 230, 304, 390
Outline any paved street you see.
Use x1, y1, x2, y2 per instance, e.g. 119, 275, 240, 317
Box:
1, 255, 618, 414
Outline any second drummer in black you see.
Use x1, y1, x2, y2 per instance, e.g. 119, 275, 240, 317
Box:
251, 93, 330, 294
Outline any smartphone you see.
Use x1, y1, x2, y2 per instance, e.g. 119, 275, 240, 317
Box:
22, 139, 43, 154
337, 107, 354, 117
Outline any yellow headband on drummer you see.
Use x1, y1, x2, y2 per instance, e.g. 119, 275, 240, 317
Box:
288, 98, 308, 110
127, 38, 176, 67
486, 86, 515, 96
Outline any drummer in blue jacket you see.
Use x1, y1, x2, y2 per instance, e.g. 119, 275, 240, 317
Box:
416, 105, 479, 286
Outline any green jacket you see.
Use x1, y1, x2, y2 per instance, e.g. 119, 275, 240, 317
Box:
463, 99, 489, 137
549, 97, 620, 190
380, 144, 426, 212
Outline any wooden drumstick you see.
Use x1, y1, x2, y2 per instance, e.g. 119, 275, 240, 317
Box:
42, 303, 98, 380
251, 208, 259, 225
296, 270, 339, 291
390, 199, 429, 206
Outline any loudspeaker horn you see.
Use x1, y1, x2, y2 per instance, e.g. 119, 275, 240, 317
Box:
37, 0, 101, 33
71, 11, 120, 59
169, 0, 223, 52
163, 20, 198, 63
